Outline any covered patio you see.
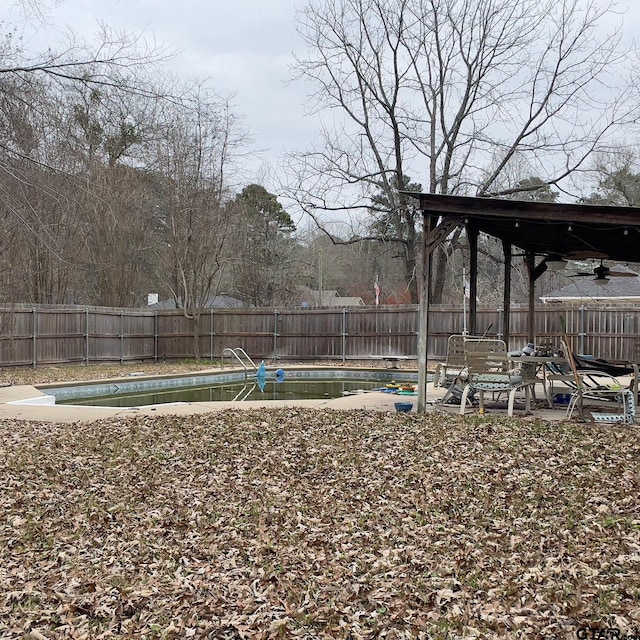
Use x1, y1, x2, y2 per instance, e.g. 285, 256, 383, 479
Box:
404, 192, 640, 413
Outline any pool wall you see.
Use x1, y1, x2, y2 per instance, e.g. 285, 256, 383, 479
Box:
38, 368, 418, 403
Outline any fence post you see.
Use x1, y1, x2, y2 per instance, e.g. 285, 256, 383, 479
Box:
342, 307, 347, 363
154, 311, 158, 363
210, 308, 214, 360
32, 307, 36, 369
85, 307, 89, 365
273, 309, 279, 361
120, 310, 124, 364
579, 305, 586, 355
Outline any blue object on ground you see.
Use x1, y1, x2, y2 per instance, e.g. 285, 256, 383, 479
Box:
394, 402, 413, 413
553, 393, 571, 405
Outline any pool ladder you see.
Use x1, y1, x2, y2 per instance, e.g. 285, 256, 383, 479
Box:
222, 347, 258, 375
221, 347, 263, 402
221, 347, 258, 377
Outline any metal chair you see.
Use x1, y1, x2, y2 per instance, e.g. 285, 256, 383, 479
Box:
562, 340, 635, 424
459, 339, 536, 416
434, 334, 478, 404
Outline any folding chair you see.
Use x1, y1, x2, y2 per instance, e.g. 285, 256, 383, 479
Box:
543, 358, 578, 407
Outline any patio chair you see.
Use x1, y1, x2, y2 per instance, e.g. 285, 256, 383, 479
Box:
536, 336, 558, 357
541, 361, 572, 407
459, 339, 536, 416
434, 334, 478, 404
561, 340, 635, 424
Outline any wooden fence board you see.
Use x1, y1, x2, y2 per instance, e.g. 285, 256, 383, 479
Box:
0, 304, 638, 368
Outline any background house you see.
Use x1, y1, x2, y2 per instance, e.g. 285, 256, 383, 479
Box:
296, 288, 365, 308
147, 295, 249, 310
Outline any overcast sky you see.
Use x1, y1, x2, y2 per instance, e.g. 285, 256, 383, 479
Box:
13, 0, 313, 189
8, 0, 640, 201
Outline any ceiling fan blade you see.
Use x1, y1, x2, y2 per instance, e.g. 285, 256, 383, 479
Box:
607, 271, 638, 277
566, 250, 609, 260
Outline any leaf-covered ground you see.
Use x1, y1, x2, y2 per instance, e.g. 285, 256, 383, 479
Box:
1, 410, 639, 639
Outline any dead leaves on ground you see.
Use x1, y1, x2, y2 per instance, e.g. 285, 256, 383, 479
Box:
1, 410, 639, 638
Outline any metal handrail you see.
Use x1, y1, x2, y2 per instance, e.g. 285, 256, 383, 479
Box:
233, 384, 258, 401
221, 347, 260, 401
221, 347, 258, 376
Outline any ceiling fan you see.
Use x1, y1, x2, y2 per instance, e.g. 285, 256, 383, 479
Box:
564, 250, 609, 260
569, 259, 638, 281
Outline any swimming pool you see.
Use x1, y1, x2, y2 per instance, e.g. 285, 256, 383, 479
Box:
39, 368, 420, 408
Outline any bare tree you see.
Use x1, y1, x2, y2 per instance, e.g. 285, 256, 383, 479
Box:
0, 72, 89, 303
149, 85, 246, 356
287, 0, 630, 302
0, 13, 170, 98
55, 79, 168, 306
0, 7, 175, 304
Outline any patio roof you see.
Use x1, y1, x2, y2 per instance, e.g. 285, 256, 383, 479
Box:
403, 192, 640, 412
404, 192, 640, 262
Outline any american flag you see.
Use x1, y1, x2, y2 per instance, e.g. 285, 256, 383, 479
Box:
374, 279, 381, 306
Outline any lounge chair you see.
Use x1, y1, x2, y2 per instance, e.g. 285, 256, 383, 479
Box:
561, 341, 635, 424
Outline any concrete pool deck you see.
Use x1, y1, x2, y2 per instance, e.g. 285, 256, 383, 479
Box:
0, 382, 420, 423
0, 364, 611, 423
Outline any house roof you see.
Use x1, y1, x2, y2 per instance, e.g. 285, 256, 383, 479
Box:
297, 288, 366, 307
335, 296, 366, 307
540, 265, 640, 302
148, 295, 248, 310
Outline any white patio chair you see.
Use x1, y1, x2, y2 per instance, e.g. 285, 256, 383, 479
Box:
459, 339, 536, 417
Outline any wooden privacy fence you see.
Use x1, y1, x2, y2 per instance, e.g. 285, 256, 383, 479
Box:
0, 304, 638, 368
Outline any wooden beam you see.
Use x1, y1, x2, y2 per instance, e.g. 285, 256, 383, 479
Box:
406, 192, 640, 226
502, 238, 512, 348
417, 212, 431, 413
526, 250, 536, 343
468, 222, 479, 336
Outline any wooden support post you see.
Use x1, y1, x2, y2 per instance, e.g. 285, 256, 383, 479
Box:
502, 239, 512, 348
526, 250, 536, 343
417, 211, 432, 413
468, 222, 479, 336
